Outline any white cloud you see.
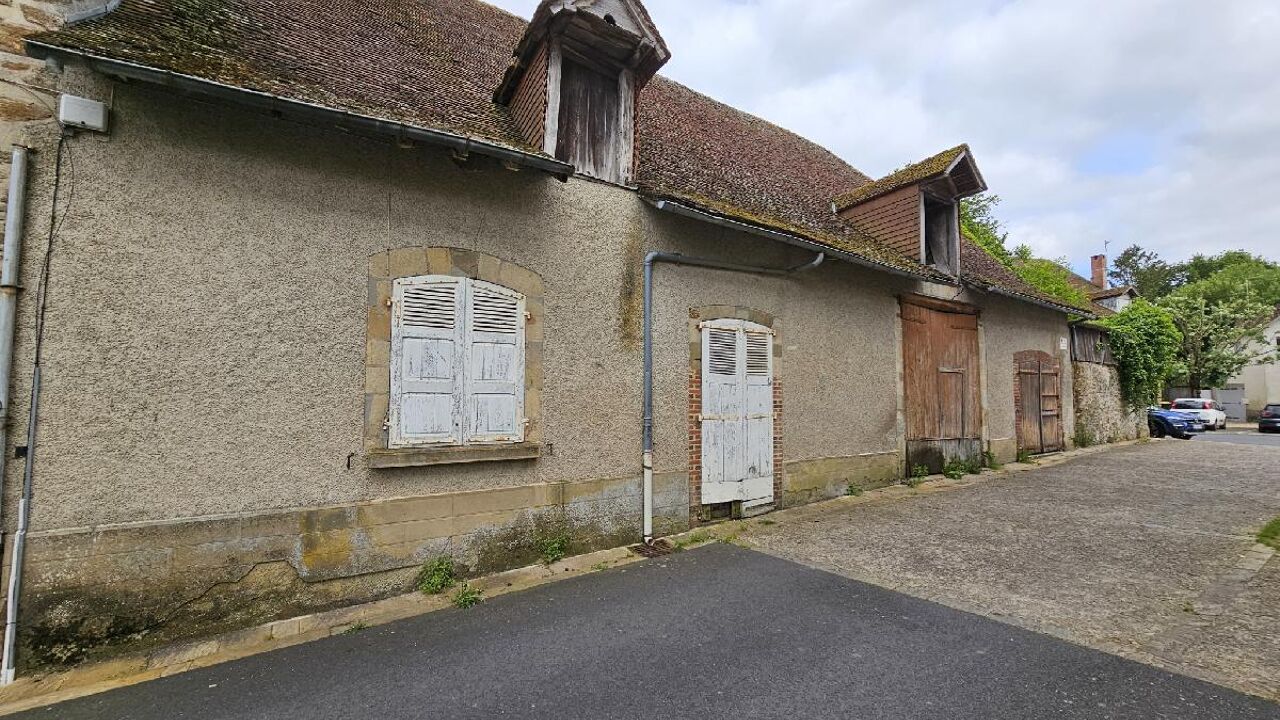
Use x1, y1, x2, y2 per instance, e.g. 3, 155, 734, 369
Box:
486, 0, 1280, 266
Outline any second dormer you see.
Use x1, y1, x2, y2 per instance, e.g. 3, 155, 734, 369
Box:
833, 145, 987, 276
496, 0, 671, 186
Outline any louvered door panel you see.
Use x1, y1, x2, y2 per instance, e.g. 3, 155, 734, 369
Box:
701, 321, 775, 507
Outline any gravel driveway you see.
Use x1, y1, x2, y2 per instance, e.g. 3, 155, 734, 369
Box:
742, 440, 1280, 701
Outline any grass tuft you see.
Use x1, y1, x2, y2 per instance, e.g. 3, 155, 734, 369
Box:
452, 583, 483, 609
1259, 517, 1280, 550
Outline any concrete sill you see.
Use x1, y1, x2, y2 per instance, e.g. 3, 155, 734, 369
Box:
367, 443, 542, 469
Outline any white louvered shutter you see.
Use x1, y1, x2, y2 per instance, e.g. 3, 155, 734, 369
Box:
701, 321, 775, 507
463, 280, 526, 444
743, 329, 775, 493
701, 326, 744, 502
391, 276, 464, 446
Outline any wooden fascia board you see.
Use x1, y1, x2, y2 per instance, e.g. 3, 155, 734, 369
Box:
900, 292, 980, 315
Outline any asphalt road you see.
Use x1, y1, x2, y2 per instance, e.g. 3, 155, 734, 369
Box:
18, 545, 1278, 720
1192, 429, 1280, 448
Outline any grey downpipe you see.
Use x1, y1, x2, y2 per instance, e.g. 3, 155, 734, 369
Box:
641, 250, 824, 542
0, 146, 29, 685
0, 147, 27, 532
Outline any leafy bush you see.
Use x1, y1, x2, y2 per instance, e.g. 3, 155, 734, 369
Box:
1099, 300, 1182, 411
416, 557, 457, 595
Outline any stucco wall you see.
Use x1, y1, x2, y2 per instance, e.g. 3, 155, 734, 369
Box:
971, 292, 1076, 459
0, 74, 1081, 671
4, 80, 914, 532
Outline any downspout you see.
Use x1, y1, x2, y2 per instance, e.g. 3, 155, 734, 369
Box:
0, 147, 27, 533
0, 146, 29, 685
641, 250, 824, 542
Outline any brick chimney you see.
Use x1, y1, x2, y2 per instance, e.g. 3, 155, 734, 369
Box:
1091, 254, 1107, 290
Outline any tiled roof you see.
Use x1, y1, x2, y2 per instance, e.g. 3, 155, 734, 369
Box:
1089, 285, 1136, 301
833, 145, 969, 210
28, 0, 1066, 305
960, 237, 1096, 316
30, 0, 539, 152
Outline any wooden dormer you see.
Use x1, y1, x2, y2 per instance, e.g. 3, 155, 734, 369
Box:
496, 0, 670, 186
833, 145, 987, 276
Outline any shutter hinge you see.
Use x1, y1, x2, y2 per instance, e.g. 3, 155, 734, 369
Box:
524, 311, 531, 321
522, 418, 531, 427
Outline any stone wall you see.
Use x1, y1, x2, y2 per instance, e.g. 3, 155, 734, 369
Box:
1071, 361, 1146, 445
1, 474, 687, 672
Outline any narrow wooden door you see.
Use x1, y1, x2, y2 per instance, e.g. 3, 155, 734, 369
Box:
1016, 351, 1063, 454
701, 320, 775, 508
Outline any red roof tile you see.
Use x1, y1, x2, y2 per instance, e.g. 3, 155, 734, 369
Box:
29, 0, 1063, 299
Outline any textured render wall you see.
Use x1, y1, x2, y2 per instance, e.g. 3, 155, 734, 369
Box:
0, 80, 915, 670
6, 80, 916, 532
0, 76, 1073, 670
979, 296, 1075, 458
1071, 361, 1146, 444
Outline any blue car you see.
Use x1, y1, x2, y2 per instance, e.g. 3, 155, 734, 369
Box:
1148, 408, 1206, 439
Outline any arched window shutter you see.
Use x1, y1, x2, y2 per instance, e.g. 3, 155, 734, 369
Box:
464, 281, 527, 444
391, 276, 465, 447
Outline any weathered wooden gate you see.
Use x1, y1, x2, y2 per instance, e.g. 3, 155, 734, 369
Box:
901, 296, 983, 474
1015, 350, 1063, 455
700, 319, 775, 509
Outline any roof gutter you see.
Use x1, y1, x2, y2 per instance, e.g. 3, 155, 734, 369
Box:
25, 41, 574, 179
646, 197, 951, 285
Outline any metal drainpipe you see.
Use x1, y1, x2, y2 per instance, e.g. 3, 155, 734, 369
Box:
0, 146, 29, 685
641, 250, 824, 542
0, 147, 27, 533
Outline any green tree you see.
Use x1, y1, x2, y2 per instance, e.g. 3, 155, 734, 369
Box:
1171, 259, 1280, 308
1099, 299, 1182, 411
1158, 292, 1276, 394
1180, 250, 1271, 285
1108, 245, 1182, 299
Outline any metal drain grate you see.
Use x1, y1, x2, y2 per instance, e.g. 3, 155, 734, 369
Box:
629, 539, 677, 558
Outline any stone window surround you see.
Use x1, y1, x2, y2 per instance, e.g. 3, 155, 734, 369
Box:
365, 247, 544, 469
687, 306, 783, 520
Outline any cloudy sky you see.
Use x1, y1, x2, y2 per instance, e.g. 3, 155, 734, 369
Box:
488, 0, 1280, 275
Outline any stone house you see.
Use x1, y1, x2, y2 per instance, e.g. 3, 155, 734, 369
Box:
0, 0, 1098, 675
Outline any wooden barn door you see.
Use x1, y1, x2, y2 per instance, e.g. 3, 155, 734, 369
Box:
901, 296, 983, 474
1016, 351, 1063, 455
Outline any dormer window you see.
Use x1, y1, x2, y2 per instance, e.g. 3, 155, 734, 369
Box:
833, 145, 987, 276
495, 0, 670, 186
923, 195, 959, 274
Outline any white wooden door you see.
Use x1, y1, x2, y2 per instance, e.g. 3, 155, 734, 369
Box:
701, 320, 775, 506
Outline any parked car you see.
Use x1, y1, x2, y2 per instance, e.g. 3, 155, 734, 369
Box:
1148, 408, 1206, 439
1169, 399, 1228, 431
1260, 405, 1280, 433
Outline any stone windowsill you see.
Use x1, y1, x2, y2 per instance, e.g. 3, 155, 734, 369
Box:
367, 442, 542, 469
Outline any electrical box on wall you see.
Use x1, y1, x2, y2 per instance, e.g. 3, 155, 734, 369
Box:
58, 94, 109, 133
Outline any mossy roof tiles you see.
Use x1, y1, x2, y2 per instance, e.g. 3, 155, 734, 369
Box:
833, 145, 969, 211
31, 0, 1065, 305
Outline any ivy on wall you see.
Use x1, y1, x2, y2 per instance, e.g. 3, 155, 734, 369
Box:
1099, 299, 1182, 411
